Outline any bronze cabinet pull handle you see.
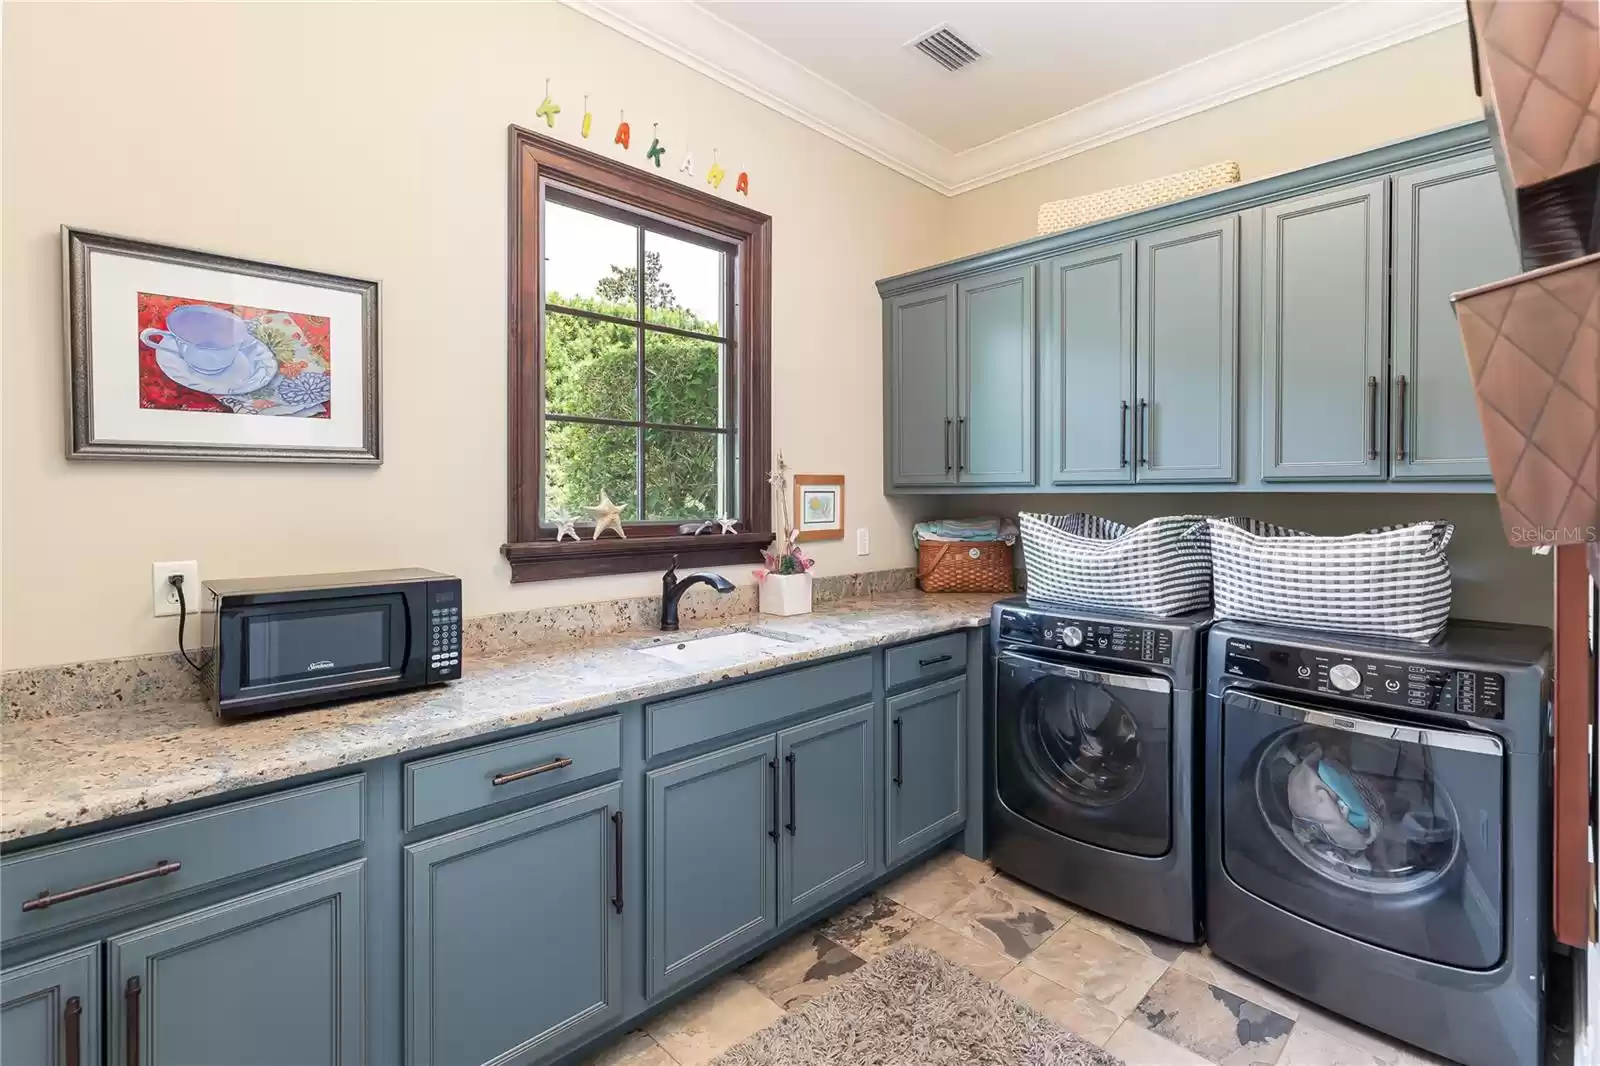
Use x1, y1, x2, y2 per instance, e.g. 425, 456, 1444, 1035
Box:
64, 996, 82, 1066
784, 753, 797, 835
1365, 376, 1379, 461
21, 860, 181, 913
892, 718, 904, 787
957, 417, 966, 472
767, 759, 780, 841
610, 810, 624, 914
918, 654, 952, 668
1394, 374, 1408, 462
490, 756, 572, 787
943, 418, 952, 473
1119, 401, 1130, 467
124, 976, 141, 1066
1137, 400, 1150, 466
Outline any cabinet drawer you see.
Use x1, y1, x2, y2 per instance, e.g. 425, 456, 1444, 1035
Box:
2, 775, 364, 944
645, 655, 872, 760
404, 716, 620, 830
885, 633, 968, 692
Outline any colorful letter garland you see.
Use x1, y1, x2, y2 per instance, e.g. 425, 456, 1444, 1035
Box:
536, 80, 751, 198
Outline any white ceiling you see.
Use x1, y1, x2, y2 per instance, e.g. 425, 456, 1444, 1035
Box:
565, 1, 1468, 195
711, 2, 1338, 153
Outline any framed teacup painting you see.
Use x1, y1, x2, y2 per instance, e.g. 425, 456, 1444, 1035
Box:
64, 228, 380, 463
793, 474, 845, 542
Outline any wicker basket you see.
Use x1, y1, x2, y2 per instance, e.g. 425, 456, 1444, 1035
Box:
917, 540, 1015, 594
1037, 160, 1241, 236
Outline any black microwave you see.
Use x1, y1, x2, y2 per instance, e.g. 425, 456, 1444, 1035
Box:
203, 568, 461, 720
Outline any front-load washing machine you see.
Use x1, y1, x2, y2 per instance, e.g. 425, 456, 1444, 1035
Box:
988, 598, 1210, 942
1205, 618, 1551, 1066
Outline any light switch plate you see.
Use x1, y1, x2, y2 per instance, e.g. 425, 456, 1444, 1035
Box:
152, 561, 201, 617
855, 528, 870, 556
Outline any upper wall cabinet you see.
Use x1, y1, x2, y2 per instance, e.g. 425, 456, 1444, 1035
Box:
1135, 216, 1239, 483
957, 268, 1036, 486
1041, 242, 1136, 485
885, 285, 958, 487
1259, 179, 1389, 481
1391, 152, 1519, 480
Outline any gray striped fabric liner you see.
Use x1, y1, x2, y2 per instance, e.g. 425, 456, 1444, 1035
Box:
1206, 518, 1454, 641
1018, 512, 1213, 617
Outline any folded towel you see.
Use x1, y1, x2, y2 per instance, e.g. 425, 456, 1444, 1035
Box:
913, 517, 1018, 547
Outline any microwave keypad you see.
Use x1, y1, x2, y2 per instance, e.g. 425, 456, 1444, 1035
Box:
430, 606, 460, 674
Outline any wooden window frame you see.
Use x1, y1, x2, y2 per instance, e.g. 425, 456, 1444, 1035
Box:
504, 126, 772, 582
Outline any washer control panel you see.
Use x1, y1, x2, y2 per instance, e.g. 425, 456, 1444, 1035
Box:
1223, 637, 1504, 718
997, 608, 1173, 666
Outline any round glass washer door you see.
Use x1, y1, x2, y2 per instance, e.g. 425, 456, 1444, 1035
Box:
1253, 723, 1462, 895
1022, 678, 1145, 808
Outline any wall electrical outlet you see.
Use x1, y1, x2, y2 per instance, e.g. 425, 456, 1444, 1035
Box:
855, 528, 870, 556
152, 561, 201, 617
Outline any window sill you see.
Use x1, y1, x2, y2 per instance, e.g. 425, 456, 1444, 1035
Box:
502, 531, 774, 582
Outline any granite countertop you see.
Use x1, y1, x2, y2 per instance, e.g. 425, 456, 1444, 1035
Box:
0, 592, 1005, 844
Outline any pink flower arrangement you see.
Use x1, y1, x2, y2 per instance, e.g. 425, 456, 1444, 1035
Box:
755, 452, 816, 580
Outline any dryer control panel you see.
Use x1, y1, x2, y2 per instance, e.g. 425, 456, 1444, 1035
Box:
1222, 637, 1505, 718
997, 608, 1173, 666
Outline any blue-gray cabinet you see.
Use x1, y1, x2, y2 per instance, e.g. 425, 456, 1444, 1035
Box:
1259, 179, 1389, 480
886, 677, 966, 866
108, 861, 365, 1066
1040, 242, 1136, 485
1135, 215, 1239, 482
957, 267, 1036, 486
404, 785, 622, 1066
886, 284, 958, 487
2, 944, 100, 1066
1391, 151, 1517, 480
646, 736, 778, 998
777, 704, 875, 922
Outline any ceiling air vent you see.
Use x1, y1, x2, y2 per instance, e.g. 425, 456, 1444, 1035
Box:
909, 24, 983, 73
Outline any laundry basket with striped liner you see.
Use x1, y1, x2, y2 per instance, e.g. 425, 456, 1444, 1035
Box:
1205, 519, 1454, 642
1018, 512, 1212, 616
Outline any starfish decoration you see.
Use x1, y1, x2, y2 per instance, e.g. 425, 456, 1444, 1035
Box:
716, 517, 739, 534
585, 491, 626, 539
552, 512, 579, 543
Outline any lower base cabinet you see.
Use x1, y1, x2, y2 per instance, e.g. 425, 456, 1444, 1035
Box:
886, 677, 967, 866
2, 943, 101, 1066
109, 861, 366, 1066
405, 784, 623, 1066
778, 705, 876, 922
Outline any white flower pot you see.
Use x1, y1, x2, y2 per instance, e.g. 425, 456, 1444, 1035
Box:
759, 572, 812, 617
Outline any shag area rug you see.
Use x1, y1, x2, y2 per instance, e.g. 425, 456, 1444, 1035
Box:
710, 944, 1123, 1066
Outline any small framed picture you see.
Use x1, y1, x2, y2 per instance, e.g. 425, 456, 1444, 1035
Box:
64, 227, 380, 463
793, 474, 845, 542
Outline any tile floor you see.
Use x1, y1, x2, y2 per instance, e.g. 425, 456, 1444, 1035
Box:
583, 849, 1459, 1066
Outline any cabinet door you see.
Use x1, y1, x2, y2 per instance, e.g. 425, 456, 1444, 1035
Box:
777, 704, 875, 922
2, 944, 101, 1066
108, 861, 364, 1066
1041, 243, 1136, 484
1392, 152, 1518, 480
404, 784, 622, 1066
646, 735, 778, 998
1135, 216, 1239, 482
957, 267, 1036, 485
886, 285, 958, 487
886, 676, 967, 866
1260, 180, 1389, 480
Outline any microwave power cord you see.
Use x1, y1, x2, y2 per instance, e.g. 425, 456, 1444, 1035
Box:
167, 574, 209, 673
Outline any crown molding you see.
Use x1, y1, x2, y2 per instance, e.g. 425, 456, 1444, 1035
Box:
562, 0, 1467, 197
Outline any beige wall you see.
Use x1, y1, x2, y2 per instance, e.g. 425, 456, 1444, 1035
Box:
1, 8, 1528, 672
943, 25, 1483, 258
0, 1, 943, 670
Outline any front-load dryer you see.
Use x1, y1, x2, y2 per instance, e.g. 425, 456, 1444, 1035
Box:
988, 598, 1210, 942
